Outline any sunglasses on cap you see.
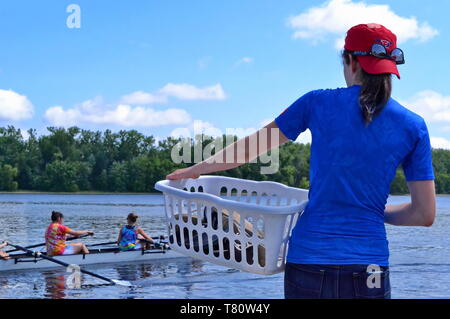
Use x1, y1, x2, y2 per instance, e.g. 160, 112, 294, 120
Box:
347, 44, 405, 65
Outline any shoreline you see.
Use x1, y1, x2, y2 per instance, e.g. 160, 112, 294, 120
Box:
0, 191, 161, 195
0, 191, 449, 196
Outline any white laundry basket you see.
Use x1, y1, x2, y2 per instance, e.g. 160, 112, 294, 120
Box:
155, 176, 308, 275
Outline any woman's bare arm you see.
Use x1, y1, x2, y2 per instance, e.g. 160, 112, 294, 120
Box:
167, 121, 289, 180
137, 228, 154, 243
117, 228, 122, 245
66, 229, 94, 237
385, 180, 436, 227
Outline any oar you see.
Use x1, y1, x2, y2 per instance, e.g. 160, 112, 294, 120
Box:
87, 241, 117, 247
5, 233, 92, 253
88, 235, 168, 248
6, 243, 132, 287
139, 238, 170, 250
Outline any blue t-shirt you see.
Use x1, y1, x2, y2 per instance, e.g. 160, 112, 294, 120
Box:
275, 85, 435, 266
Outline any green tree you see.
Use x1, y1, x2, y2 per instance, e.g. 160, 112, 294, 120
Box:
73, 162, 92, 191
435, 173, 450, 194
39, 127, 80, 163
108, 161, 128, 192
0, 164, 19, 191
127, 156, 153, 192
0, 125, 448, 194
42, 161, 79, 192
390, 169, 409, 195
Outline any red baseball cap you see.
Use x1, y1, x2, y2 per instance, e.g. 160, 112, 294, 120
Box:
344, 23, 400, 79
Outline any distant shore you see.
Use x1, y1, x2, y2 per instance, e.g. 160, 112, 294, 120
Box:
0, 190, 161, 195
0, 190, 449, 196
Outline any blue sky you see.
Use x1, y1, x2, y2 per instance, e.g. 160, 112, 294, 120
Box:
1, 0, 450, 148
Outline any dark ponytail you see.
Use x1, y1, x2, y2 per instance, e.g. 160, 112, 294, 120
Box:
127, 213, 138, 223
51, 211, 63, 222
343, 50, 392, 125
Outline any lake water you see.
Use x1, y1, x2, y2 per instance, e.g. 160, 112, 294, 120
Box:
0, 193, 448, 299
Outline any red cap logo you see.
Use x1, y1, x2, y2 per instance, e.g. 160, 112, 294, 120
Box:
345, 24, 400, 79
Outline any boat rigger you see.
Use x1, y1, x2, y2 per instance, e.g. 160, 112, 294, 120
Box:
0, 245, 185, 273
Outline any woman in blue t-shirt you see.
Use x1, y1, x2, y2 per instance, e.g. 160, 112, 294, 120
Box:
166, 24, 436, 299
117, 213, 154, 251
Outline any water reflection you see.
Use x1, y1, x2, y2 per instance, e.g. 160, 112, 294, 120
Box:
43, 271, 66, 299
0, 194, 449, 299
115, 263, 154, 282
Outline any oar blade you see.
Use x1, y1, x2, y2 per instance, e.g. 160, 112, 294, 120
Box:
112, 279, 133, 287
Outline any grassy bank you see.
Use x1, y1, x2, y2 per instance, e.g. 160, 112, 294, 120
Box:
0, 190, 161, 195
1, 190, 449, 196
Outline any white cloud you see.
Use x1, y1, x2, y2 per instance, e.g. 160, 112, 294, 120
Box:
259, 118, 312, 144
193, 120, 224, 137
45, 99, 191, 127
226, 127, 258, 138
260, 119, 273, 127
119, 83, 227, 106
120, 91, 167, 105
169, 119, 313, 157
170, 118, 312, 142
45, 106, 81, 127
159, 83, 226, 101
430, 137, 450, 150
170, 127, 192, 139
171, 119, 273, 140
296, 129, 312, 145
402, 90, 450, 123
234, 57, 254, 68
170, 120, 223, 138
0, 89, 34, 121
15, 128, 31, 141
288, 0, 438, 49
45, 82, 227, 128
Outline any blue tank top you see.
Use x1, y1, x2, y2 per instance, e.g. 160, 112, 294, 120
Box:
275, 86, 435, 266
119, 225, 138, 251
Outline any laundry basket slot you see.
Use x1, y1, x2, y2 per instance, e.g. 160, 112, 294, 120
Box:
156, 176, 308, 275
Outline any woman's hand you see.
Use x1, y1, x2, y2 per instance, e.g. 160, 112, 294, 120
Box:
167, 166, 201, 180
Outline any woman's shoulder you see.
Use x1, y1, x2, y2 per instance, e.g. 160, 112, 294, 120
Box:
122, 224, 138, 230
47, 222, 62, 229
387, 98, 427, 126
301, 86, 355, 100
290, 88, 354, 111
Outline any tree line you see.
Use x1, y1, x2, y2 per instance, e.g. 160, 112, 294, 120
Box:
0, 126, 449, 194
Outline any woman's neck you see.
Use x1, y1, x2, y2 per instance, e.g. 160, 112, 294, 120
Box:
347, 79, 362, 87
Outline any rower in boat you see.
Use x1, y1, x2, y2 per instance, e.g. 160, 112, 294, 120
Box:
0, 241, 9, 260
117, 213, 154, 251
45, 211, 94, 256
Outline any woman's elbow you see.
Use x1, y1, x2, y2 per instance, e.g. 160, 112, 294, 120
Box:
423, 217, 435, 227
421, 209, 436, 227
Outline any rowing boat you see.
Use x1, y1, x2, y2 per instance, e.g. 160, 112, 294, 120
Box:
0, 246, 185, 272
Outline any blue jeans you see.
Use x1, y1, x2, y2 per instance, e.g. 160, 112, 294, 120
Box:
284, 263, 391, 299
